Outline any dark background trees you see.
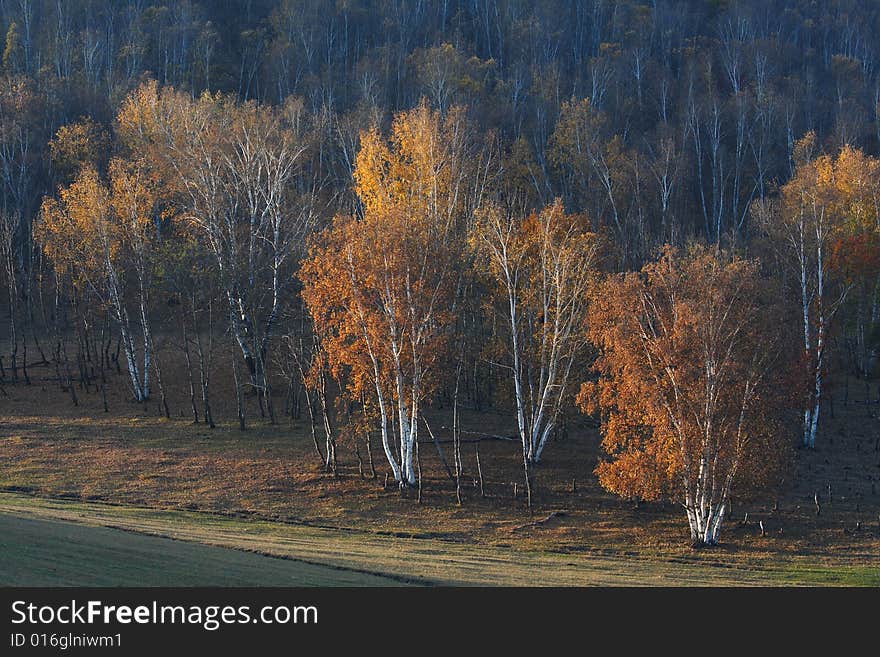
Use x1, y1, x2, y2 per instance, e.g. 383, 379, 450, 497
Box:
1, 1, 879, 257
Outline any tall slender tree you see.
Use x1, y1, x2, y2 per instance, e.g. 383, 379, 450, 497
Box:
471, 198, 601, 501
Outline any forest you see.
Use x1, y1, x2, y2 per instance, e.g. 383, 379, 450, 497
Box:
1, 0, 879, 552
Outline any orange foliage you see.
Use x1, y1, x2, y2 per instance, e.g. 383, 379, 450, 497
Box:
581, 245, 790, 543
300, 102, 470, 484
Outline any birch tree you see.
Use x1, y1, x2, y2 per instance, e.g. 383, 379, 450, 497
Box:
757, 136, 869, 448
117, 81, 316, 418
301, 102, 473, 487
470, 199, 601, 497
39, 160, 163, 402
825, 150, 880, 384
580, 245, 789, 546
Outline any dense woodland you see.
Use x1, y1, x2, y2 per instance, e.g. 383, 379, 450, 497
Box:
1, 1, 880, 546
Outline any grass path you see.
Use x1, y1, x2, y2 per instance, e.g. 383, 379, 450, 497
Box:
2, 493, 877, 586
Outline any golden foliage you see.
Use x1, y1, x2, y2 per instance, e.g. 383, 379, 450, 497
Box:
39, 165, 113, 285
49, 117, 110, 184
302, 102, 466, 407
582, 245, 789, 502
38, 158, 162, 293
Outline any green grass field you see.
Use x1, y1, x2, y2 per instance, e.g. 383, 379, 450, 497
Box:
3, 493, 878, 586
0, 511, 404, 586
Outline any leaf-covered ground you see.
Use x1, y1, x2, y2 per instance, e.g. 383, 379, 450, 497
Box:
1, 359, 878, 585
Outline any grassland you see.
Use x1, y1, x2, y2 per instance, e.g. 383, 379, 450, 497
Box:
0, 511, 401, 586
1, 356, 879, 586
3, 493, 877, 585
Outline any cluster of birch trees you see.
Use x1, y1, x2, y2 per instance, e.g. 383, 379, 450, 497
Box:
2, 1, 880, 545
18, 85, 879, 546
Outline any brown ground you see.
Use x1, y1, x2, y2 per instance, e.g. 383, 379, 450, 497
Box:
1, 340, 879, 576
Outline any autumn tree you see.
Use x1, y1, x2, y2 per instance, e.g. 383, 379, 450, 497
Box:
2, 22, 22, 74
116, 81, 316, 421
580, 245, 790, 546
825, 152, 880, 383
301, 102, 477, 487
471, 199, 601, 503
756, 137, 876, 448
38, 157, 166, 403
48, 116, 110, 184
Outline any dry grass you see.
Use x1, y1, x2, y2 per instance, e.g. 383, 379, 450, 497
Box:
3, 493, 876, 585
1, 350, 879, 584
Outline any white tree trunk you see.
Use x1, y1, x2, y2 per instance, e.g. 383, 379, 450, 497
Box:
808, 234, 826, 449
108, 267, 145, 402
808, 377, 821, 449
396, 393, 418, 487
120, 322, 144, 402
139, 294, 151, 400
368, 349, 402, 484
686, 499, 727, 546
